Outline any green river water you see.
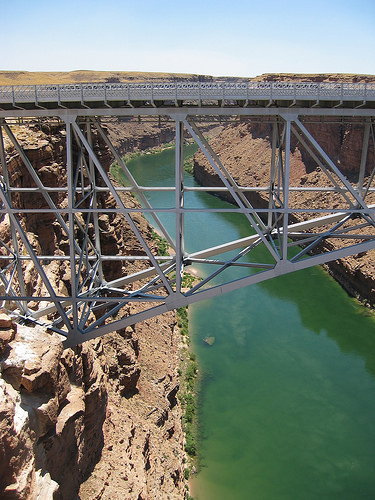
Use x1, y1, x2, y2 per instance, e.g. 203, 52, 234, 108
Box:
125, 146, 375, 500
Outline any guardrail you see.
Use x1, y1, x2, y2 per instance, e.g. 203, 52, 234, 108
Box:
0, 81, 374, 106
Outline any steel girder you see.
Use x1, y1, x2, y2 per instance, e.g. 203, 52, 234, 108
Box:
1, 80, 375, 110
0, 109, 374, 346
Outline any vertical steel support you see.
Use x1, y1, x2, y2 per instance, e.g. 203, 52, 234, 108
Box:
282, 118, 291, 260
87, 121, 104, 283
269, 121, 286, 258
277, 123, 286, 205
358, 121, 371, 197
175, 119, 184, 293
66, 117, 79, 335
363, 125, 375, 200
268, 120, 278, 229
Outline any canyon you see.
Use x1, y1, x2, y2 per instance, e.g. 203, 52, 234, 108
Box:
1, 71, 375, 499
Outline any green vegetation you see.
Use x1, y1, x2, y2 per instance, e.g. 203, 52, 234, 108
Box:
177, 306, 199, 465
184, 156, 194, 175
168, 272, 200, 294
176, 306, 199, 499
185, 357, 198, 391
151, 229, 169, 256
183, 143, 198, 175
110, 161, 128, 185
177, 306, 189, 338
182, 272, 196, 289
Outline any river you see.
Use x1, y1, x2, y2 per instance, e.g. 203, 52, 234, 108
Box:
125, 145, 375, 500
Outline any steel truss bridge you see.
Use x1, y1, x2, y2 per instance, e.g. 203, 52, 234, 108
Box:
0, 80, 375, 346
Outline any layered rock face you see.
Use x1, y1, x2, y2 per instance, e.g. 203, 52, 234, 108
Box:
0, 314, 184, 499
193, 120, 375, 304
107, 117, 176, 156
79, 317, 185, 500
0, 318, 107, 499
0, 122, 186, 499
248, 119, 375, 176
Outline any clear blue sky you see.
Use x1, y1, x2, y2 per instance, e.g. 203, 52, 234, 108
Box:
1, 0, 374, 77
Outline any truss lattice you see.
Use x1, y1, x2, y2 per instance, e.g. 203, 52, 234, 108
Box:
0, 82, 375, 345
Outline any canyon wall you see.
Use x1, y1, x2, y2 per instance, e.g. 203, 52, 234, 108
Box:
1, 76, 374, 498
106, 118, 176, 156
0, 318, 107, 499
0, 122, 187, 499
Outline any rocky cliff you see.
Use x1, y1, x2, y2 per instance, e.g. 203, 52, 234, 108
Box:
106, 118, 176, 157
0, 317, 107, 499
0, 122, 187, 499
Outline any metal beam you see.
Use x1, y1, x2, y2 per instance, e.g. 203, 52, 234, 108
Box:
1, 106, 375, 120
358, 121, 371, 196
70, 118, 174, 295
175, 119, 184, 294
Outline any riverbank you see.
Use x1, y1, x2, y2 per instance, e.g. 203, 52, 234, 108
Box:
111, 152, 200, 499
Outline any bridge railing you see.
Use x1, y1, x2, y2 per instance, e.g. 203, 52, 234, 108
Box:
1, 81, 375, 106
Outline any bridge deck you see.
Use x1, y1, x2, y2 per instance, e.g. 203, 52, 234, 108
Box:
0, 81, 375, 113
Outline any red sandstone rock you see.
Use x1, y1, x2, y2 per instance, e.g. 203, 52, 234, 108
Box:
0, 323, 108, 499
55, 387, 85, 435
0, 328, 15, 355
0, 312, 13, 328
